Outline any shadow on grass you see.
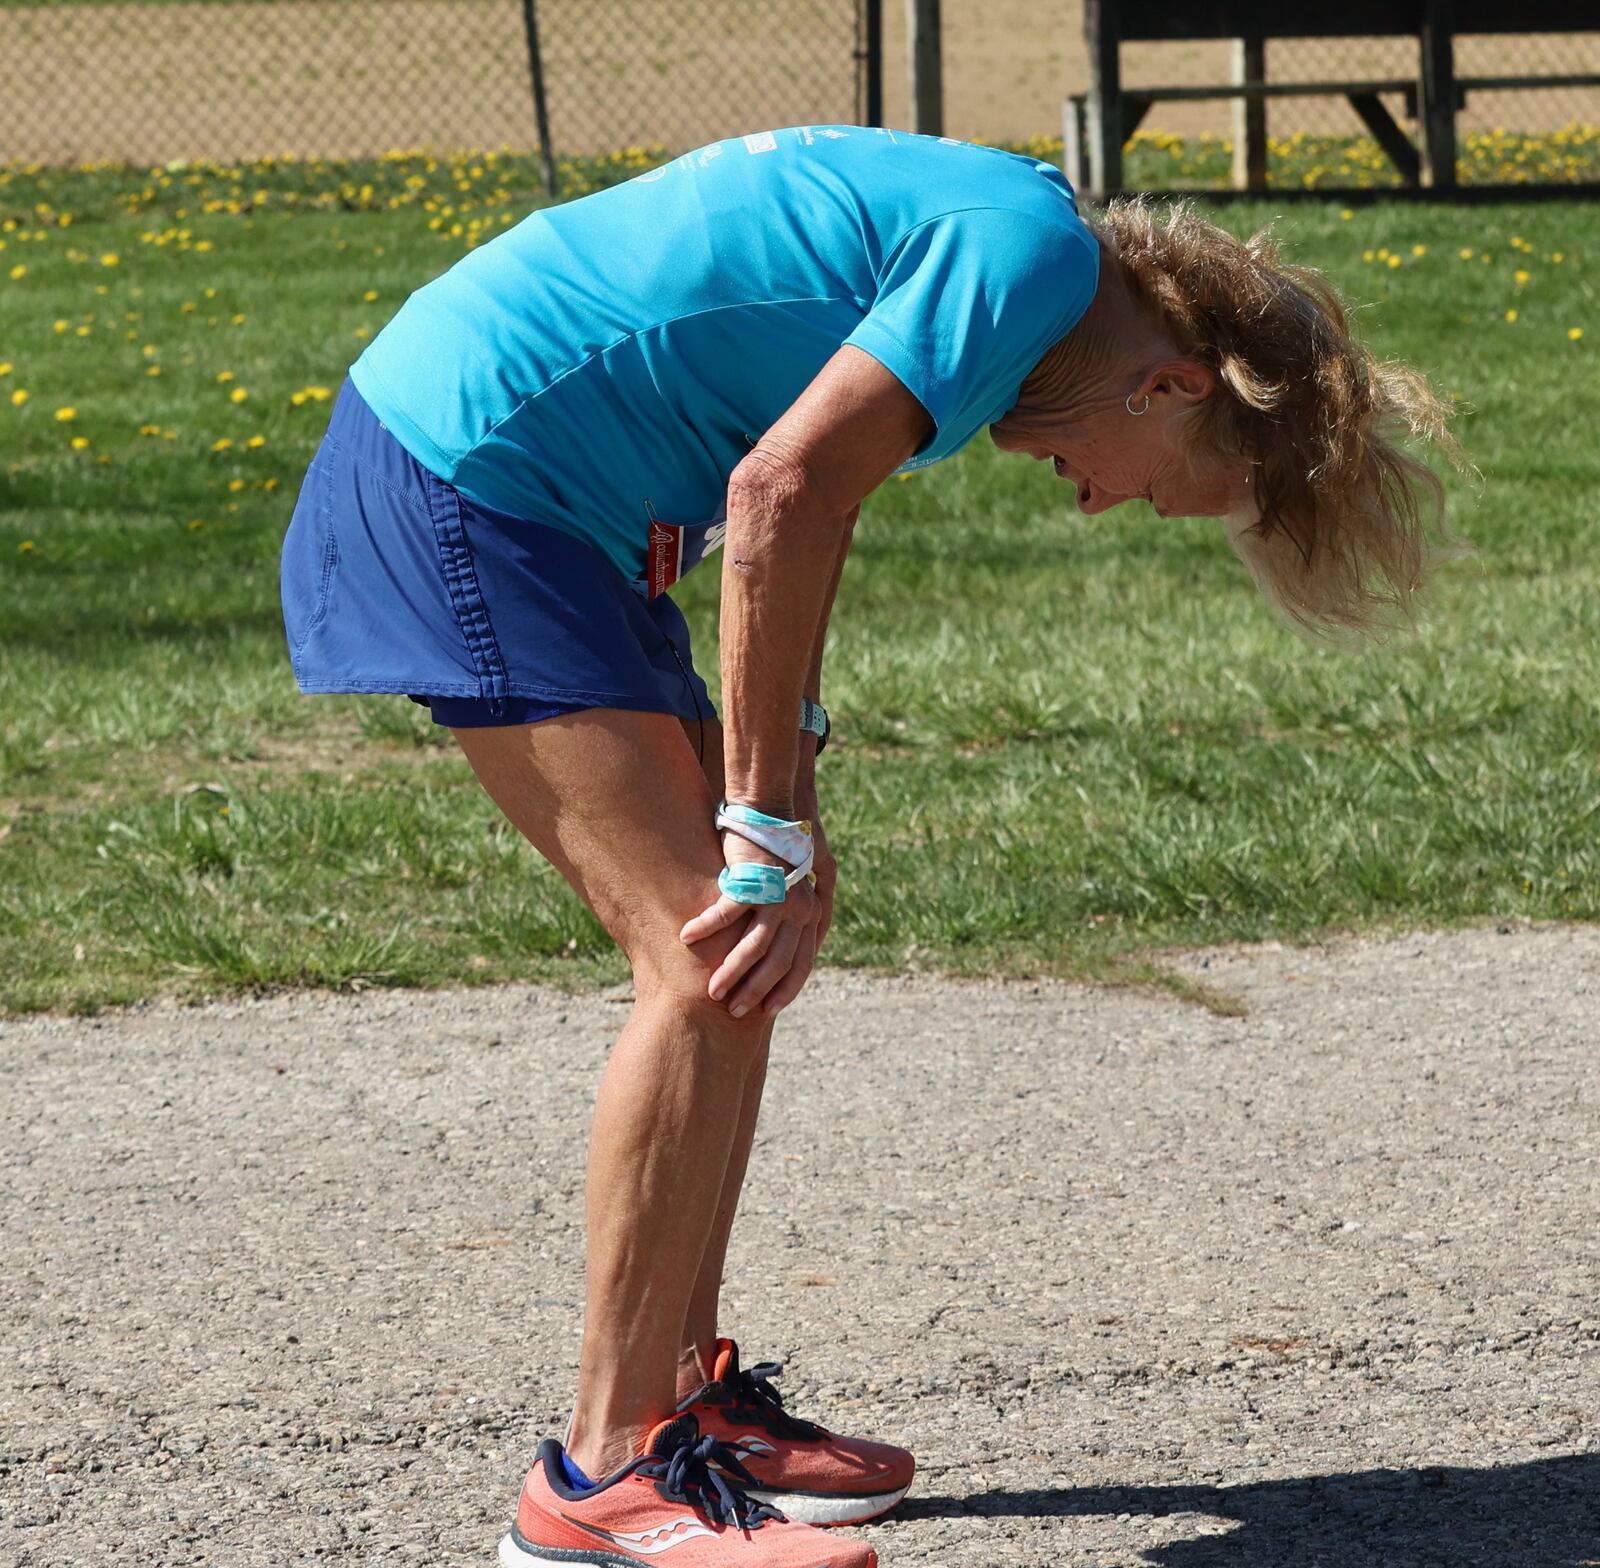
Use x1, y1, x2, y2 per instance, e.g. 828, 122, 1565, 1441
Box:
897, 1452, 1600, 1566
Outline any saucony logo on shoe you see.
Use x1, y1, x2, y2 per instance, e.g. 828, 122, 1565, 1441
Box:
561, 1511, 716, 1554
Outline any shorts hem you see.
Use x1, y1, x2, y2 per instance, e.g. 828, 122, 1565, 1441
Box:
295, 677, 712, 713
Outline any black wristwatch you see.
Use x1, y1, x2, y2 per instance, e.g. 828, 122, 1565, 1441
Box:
800, 697, 830, 756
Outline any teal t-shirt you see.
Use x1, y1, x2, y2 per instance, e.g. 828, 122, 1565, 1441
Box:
350, 127, 1100, 584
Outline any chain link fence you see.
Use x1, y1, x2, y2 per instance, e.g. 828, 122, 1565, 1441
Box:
0, 0, 869, 166
535, 0, 869, 156
4, 0, 1595, 184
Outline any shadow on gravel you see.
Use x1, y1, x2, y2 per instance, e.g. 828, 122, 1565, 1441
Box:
900, 1452, 1600, 1566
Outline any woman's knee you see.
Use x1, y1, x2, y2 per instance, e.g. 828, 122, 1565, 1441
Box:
632, 950, 771, 1048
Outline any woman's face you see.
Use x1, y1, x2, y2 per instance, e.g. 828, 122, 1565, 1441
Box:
991, 385, 1252, 520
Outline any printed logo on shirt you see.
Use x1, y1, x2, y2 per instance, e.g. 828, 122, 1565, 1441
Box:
742, 131, 778, 155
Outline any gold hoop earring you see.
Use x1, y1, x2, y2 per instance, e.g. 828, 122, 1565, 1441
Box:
1125, 392, 1151, 416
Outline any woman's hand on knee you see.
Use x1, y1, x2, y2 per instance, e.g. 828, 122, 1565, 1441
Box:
678, 839, 821, 1018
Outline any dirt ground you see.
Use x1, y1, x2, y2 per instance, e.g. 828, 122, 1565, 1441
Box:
3, 924, 1597, 1565
3, 0, 1598, 164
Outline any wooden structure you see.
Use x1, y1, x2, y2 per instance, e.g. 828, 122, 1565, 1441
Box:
1068, 0, 1600, 197
905, 0, 944, 136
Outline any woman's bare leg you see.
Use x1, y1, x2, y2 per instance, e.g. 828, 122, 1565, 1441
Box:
677, 1036, 769, 1395
452, 710, 775, 1478
673, 715, 772, 1396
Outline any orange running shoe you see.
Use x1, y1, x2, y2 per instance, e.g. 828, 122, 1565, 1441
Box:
677, 1340, 915, 1528
498, 1412, 876, 1568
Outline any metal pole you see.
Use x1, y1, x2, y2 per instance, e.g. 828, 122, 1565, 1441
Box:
905, 0, 943, 136
861, 0, 883, 126
521, 0, 557, 199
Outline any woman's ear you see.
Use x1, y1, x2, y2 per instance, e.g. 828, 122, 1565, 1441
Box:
1144, 359, 1217, 409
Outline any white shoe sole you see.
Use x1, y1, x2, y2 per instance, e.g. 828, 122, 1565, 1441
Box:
499, 1532, 601, 1567
746, 1482, 911, 1526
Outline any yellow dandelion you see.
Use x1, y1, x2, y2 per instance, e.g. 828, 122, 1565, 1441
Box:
229, 387, 248, 403
362, 289, 379, 302
1339, 208, 1353, 220
18, 539, 35, 554
75, 325, 90, 338
1459, 247, 1474, 260
230, 313, 246, 325
0, 363, 10, 375
228, 478, 245, 492
1411, 244, 1426, 257
1514, 269, 1530, 286
245, 434, 265, 448
70, 435, 90, 450
188, 518, 205, 530
147, 365, 161, 376
1362, 249, 1375, 262
1551, 251, 1565, 263
10, 388, 28, 406
210, 437, 233, 452
290, 390, 307, 406
1505, 309, 1518, 322
194, 240, 213, 253
1570, 327, 1585, 341
216, 370, 234, 382
203, 287, 217, 299
100, 252, 118, 266
8, 264, 25, 280
263, 476, 280, 491
1386, 254, 1401, 269
55, 405, 76, 422
138, 423, 162, 436
53, 318, 69, 333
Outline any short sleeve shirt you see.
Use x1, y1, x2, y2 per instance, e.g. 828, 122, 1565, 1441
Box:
351, 127, 1101, 583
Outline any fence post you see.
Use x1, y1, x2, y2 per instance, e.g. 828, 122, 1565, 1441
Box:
1084, 0, 1122, 196
860, 0, 884, 126
905, 0, 943, 136
1419, 0, 1458, 188
521, 0, 557, 199
1231, 36, 1267, 191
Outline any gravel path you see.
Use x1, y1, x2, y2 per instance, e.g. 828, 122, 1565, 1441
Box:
4, 925, 1597, 1566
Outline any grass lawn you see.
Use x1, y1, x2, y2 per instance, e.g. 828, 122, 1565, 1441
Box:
2, 143, 1598, 1014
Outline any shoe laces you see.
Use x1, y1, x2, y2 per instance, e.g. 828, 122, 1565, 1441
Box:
733, 1359, 823, 1441
649, 1430, 785, 1529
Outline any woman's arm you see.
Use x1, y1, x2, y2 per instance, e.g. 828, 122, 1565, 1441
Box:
680, 346, 930, 1014
719, 346, 929, 816
793, 504, 857, 954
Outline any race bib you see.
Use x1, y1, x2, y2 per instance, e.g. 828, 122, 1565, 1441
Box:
642, 503, 728, 599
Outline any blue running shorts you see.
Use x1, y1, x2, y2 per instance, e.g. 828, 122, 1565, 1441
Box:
279, 380, 716, 729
